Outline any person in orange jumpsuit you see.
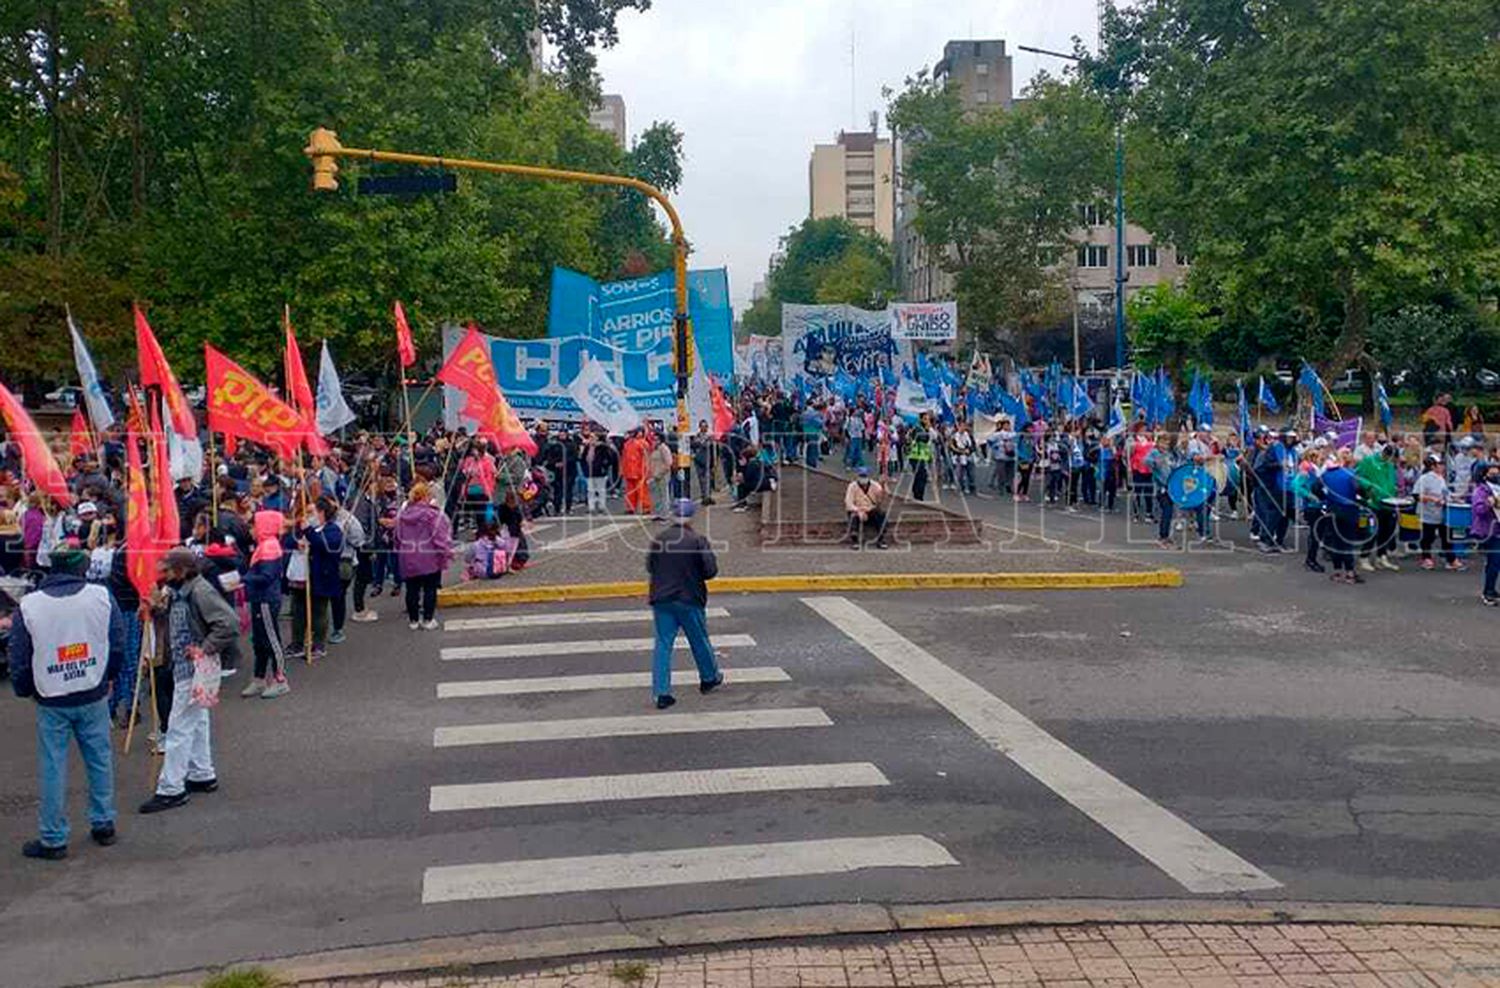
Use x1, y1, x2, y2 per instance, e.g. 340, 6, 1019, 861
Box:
620, 427, 652, 515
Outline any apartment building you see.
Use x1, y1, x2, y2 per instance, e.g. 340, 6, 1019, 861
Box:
809, 130, 895, 241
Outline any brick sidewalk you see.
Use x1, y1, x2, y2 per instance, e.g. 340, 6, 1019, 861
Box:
306, 923, 1500, 988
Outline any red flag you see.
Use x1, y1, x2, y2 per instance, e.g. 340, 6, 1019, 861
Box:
0, 383, 73, 508
124, 427, 159, 599
394, 300, 417, 369
709, 376, 735, 440
283, 309, 330, 455
205, 344, 308, 459
149, 403, 179, 548
69, 408, 93, 459
134, 303, 196, 436
435, 324, 537, 456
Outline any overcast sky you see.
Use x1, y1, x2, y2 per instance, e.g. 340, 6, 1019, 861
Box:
594, 0, 1103, 313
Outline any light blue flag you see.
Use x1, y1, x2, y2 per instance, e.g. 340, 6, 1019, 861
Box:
1298, 363, 1326, 418
1376, 377, 1393, 430
1236, 379, 1252, 444
68, 310, 115, 432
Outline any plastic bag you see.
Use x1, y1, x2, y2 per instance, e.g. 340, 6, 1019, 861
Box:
284, 549, 308, 584
188, 646, 222, 708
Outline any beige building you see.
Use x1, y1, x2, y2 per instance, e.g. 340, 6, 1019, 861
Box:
897, 38, 1185, 322
809, 130, 894, 242
589, 94, 627, 148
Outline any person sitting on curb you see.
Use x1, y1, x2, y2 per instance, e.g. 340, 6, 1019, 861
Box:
844, 467, 890, 550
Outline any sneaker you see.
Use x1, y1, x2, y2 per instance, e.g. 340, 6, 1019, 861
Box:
218, 666, 239, 680
369, 586, 383, 598
875, 540, 890, 550
22, 840, 66, 861
1305, 560, 1326, 573
240, 678, 266, 698
849, 542, 862, 551
1420, 558, 1436, 571
655, 694, 677, 710
90, 824, 116, 846
699, 674, 724, 694
328, 629, 347, 644
1482, 595, 1499, 607
351, 610, 379, 623
185, 778, 218, 794
1358, 557, 1376, 572
284, 645, 306, 661
422, 618, 441, 630
137, 792, 189, 815
1447, 561, 1467, 572
309, 647, 327, 662
1377, 557, 1400, 572
260, 679, 290, 699
408, 621, 421, 630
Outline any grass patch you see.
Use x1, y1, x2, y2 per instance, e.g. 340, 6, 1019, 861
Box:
201, 970, 282, 988
611, 960, 652, 985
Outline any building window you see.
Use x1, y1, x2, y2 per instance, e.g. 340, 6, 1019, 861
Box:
975, 90, 989, 104
976, 62, 989, 76
1127, 244, 1158, 267
1077, 245, 1109, 269
1175, 251, 1191, 266
1077, 203, 1103, 227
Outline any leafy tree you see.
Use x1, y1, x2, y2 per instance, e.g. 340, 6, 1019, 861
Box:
1094, 0, 1500, 378
628, 121, 684, 193
0, 0, 665, 384
738, 217, 893, 337
1370, 304, 1499, 406
887, 71, 1112, 359
1127, 283, 1218, 425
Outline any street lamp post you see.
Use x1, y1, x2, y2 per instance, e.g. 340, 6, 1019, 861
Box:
1017, 45, 1128, 371
302, 127, 695, 485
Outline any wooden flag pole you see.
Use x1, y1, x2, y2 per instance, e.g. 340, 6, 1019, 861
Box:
208, 433, 219, 528
298, 448, 314, 663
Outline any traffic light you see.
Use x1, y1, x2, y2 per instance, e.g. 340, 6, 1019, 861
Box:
304, 127, 342, 192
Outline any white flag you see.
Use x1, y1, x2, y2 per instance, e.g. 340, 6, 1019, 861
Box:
316, 340, 357, 435
68, 310, 115, 432
895, 377, 936, 418
567, 357, 640, 436
163, 399, 205, 482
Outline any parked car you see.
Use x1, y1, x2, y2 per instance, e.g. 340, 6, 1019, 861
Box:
1476, 368, 1500, 391
43, 385, 82, 408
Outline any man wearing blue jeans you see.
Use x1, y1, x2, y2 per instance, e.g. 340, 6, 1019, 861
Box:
10, 546, 127, 860
645, 500, 723, 709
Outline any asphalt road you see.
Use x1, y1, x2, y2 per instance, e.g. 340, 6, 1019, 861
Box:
0, 510, 1497, 987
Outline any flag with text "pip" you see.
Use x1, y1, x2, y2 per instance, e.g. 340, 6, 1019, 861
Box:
437, 325, 537, 457
134, 304, 196, 437
205, 344, 312, 460
0, 382, 73, 507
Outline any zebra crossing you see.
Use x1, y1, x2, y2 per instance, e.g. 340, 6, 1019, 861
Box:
419, 604, 960, 906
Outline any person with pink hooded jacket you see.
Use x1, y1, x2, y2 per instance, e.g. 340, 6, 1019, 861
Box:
240, 510, 290, 699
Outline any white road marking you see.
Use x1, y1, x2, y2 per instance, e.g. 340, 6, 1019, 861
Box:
801, 595, 1282, 895
444, 607, 731, 633
421, 835, 956, 904
437, 667, 790, 698
537, 522, 632, 553
429, 762, 888, 812
440, 634, 755, 661
433, 707, 832, 748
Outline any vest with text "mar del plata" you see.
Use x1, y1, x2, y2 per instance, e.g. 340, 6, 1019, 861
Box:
20, 584, 113, 700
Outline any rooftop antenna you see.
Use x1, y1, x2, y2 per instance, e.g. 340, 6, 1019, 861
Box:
849, 12, 857, 129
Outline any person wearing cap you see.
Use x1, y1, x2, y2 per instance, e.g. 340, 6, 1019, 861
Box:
1450, 437, 1479, 500
9, 544, 126, 859
1414, 455, 1462, 571
139, 548, 240, 814
844, 467, 890, 550
645, 499, 722, 710
1471, 462, 1500, 606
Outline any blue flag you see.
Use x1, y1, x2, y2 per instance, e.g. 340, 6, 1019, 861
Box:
1299, 363, 1326, 418
1257, 376, 1281, 414
1132, 370, 1153, 423
1236, 379, 1252, 445
1376, 377, 1393, 429
1153, 367, 1175, 425
996, 388, 1030, 430
1187, 371, 1214, 428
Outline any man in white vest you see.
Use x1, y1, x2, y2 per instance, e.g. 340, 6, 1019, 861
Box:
9, 544, 127, 860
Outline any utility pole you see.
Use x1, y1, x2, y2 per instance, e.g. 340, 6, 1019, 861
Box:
302, 128, 697, 488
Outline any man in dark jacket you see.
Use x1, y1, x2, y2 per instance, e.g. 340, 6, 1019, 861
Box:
10, 546, 127, 859
139, 548, 240, 814
645, 499, 722, 710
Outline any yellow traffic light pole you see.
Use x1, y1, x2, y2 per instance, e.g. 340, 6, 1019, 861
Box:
303, 127, 695, 480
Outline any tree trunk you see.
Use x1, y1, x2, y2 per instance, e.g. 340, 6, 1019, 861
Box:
46, 0, 63, 258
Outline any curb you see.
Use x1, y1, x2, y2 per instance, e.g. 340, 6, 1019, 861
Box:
437, 569, 1184, 607
98, 898, 1500, 988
